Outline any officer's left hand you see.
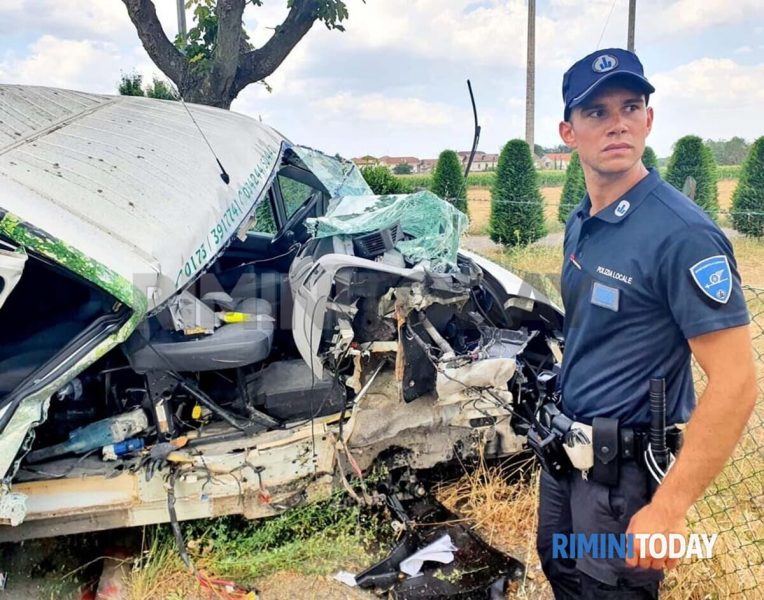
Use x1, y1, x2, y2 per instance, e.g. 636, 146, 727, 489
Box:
625, 501, 687, 571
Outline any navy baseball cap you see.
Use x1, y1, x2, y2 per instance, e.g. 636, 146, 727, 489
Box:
562, 48, 655, 119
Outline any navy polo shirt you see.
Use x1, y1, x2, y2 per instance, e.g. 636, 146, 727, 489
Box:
560, 168, 750, 427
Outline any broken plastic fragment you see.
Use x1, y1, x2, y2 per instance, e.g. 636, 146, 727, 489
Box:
399, 534, 459, 577
0, 491, 27, 527
333, 571, 359, 587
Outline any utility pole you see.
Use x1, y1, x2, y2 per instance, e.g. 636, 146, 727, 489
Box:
627, 0, 636, 52
177, 0, 187, 37
526, 0, 535, 155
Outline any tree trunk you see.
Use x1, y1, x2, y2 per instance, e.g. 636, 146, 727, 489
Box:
178, 74, 235, 109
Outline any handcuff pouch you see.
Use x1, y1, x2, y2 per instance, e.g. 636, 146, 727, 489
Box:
592, 417, 620, 486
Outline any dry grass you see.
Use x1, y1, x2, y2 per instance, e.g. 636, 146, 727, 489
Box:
467, 188, 562, 236
436, 456, 553, 599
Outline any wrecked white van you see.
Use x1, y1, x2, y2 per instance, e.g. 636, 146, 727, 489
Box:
0, 85, 563, 541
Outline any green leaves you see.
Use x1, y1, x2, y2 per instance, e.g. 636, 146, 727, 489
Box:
314, 0, 352, 31
117, 72, 145, 97
431, 150, 468, 214
731, 137, 764, 237
360, 166, 412, 195
665, 135, 719, 221
489, 140, 546, 247
118, 73, 178, 101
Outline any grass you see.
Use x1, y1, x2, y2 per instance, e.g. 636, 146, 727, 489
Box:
127, 491, 393, 599
436, 455, 552, 599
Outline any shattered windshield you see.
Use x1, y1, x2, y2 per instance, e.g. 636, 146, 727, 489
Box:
292, 146, 372, 198
306, 191, 468, 271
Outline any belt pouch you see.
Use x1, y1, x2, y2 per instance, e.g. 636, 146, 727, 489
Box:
592, 417, 620, 486
667, 428, 684, 454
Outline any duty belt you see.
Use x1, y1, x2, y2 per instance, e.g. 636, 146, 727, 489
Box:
619, 426, 684, 462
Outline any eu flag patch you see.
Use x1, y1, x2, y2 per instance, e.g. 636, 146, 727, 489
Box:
591, 281, 620, 311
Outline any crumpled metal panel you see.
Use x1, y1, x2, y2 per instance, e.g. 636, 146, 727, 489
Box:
0, 311, 143, 483
292, 145, 372, 197
307, 192, 468, 271
0, 85, 284, 311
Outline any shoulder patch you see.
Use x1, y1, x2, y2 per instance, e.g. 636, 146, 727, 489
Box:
689, 255, 732, 304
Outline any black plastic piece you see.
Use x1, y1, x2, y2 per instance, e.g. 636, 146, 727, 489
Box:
355, 496, 525, 599
352, 223, 403, 259
400, 321, 437, 402
251, 359, 345, 420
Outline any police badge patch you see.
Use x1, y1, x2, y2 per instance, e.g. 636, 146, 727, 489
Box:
689, 255, 732, 304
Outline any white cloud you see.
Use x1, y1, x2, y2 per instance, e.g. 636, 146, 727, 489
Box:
315, 92, 459, 127
0, 35, 157, 93
646, 58, 764, 155
335, 0, 531, 68
644, 0, 764, 35
652, 58, 764, 105
734, 45, 753, 54
0, 1, 182, 47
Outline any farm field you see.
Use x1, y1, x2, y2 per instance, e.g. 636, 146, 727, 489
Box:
466, 179, 739, 236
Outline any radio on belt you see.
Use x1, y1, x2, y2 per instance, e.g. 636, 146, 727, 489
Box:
526, 370, 574, 478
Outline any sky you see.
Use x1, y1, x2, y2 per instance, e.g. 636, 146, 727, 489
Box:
1, 0, 763, 160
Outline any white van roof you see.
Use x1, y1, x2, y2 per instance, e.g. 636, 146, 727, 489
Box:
0, 85, 284, 312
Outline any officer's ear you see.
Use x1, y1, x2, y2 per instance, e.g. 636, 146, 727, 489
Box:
645, 105, 654, 136
559, 119, 576, 149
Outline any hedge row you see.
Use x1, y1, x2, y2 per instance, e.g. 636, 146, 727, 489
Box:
397, 165, 742, 191
396, 165, 742, 190
398, 170, 567, 189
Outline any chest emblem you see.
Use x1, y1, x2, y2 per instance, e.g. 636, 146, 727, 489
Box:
614, 200, 630, 217
689, 255, 732, 304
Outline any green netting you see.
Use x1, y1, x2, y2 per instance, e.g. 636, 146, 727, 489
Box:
306, 191, 469, 271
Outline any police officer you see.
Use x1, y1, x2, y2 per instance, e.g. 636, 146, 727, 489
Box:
536, 48, 757, 599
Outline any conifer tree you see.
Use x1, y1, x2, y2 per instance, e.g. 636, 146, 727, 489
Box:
431, 150, 468, 214
642, 145, 658, 169
490, 140, 546, 247
665, 135, 719, 220
558, 151, 586, 224
731, 136, 764, 237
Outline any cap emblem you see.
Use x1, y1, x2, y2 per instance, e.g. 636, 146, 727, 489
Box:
592, 54, 618, 73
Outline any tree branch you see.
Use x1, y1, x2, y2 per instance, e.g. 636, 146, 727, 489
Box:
121, 0, 188, 85
233, 0, 320, 95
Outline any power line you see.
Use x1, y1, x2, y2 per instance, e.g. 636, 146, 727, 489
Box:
596, 0, 620, 49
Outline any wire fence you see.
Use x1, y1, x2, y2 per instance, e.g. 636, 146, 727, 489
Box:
669, 284, 764, 598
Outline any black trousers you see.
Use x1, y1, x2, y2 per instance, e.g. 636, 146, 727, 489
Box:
536, 461, 663, 599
